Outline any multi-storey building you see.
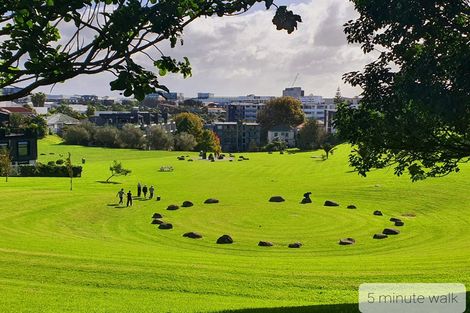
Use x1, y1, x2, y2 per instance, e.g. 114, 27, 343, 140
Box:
206, 121, 261, 152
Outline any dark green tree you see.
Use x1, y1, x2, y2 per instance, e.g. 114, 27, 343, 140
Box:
0, 148, 12, 182
174, 112, 204, 139
297, 119, 326, 150
1, 1, 300, 101
257, 96, 305, 131
119, 124, 145, 149
146, 126, 174, 150
31, 92, 46, 107
336, 0, 470, 181
196, 129, 221, 154
174, 132, 197, 151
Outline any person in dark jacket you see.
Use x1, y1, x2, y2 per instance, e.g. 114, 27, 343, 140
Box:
127, 191, 133, 207
116, 188, 124, 205
137, 182, 142, 198
149, 185, 155, 199
142, 185, 148, 198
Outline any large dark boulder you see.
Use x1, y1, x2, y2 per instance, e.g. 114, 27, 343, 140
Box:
373, 210, 383, 216
324, 200, 339, 207
204, 198, 219, 204
167, 204, 179, 211
269, 196, 285, 202
390, 217, 402, 222
152, 213, 163, 219
288, 242, 302, 248
383, 228, 400, 235
395, 221, 405, 227
182, 201, 194, 207
151, 219, 164, 225
339, 238, 356, 245
158, 223, 173, 230
373, 233, 388, 239
258, 241, 273, 247
216, 234, 233, 244
347, 205, 357, 209
183, 232, 202, 239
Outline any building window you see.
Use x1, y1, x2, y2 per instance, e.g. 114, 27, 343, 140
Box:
17, 141, 29, 157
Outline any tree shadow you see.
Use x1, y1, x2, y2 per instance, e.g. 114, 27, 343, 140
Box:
96, 181, 121, 184
215, 303, 358, 313
215, 292, 470, 313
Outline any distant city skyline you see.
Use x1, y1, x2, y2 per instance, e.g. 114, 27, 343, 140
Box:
34, 0, 370, 99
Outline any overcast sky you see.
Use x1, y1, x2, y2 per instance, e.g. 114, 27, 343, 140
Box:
37, 0, 373, 99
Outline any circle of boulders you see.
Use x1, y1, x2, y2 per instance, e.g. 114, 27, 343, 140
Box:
269, 196, 285, 202
383, 228, 400, 235
158, 223, 173, 230
373, 210, 383, 216
167, 204, 179, 211
216, 234, 233, 244
183, 232, 202, 239
339, 238, 356, 245
204, 198, 219, 204
324, 200, 339, 207
347, 205, 357, 209
151, 219, 164, 225
182, 201, 194, 207
258, 241, 273, 247
288, 242, 302, 248
152, 213, 163, 219
373, 233, 388, 239
395, 221, 404, 226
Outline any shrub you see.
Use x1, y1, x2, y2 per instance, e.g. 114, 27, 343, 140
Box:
63, 125, 91, 145
174, 132, 197, 151
18, 163, 82, 177
56, 159, 64, 165
94, 126, 120, 148
119, 124, 145, 149
147, 126, 173, 150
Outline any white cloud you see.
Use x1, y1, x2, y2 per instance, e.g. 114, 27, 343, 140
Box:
38, 0, 372, 98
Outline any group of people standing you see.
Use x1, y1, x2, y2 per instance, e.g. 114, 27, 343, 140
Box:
116, 182, 156, 207
137, 182, 155, 199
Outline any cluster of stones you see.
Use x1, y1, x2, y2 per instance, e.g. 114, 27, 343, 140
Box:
372, 212, 405, 240
151, 193, 410, 248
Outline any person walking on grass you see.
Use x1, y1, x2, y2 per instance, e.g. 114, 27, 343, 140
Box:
116, 188, 125, 205
149, 185, 155, 199
127, 190, 133, 207
137, 182, 142, 198
142, 185, 148, 199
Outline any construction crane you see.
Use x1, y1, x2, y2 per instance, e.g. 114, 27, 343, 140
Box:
291, 73, 299, 87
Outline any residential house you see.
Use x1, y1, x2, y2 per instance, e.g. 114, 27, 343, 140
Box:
267, 125, 296, 148
46, 113, 81, 135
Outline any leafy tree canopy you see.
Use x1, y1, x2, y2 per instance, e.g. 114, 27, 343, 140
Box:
336, 0, 470, 181
257, 96, 305, 130
174, 112, 204, 139
1, 1, 301, 101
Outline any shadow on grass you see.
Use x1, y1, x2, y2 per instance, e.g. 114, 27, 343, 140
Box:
216, 303, 358, 313
217, 292, 470, 313
96, 181, 121, 184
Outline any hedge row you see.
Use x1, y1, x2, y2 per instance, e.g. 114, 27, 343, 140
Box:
18, 163, 82, 177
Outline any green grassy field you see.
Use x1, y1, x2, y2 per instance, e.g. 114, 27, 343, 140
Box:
0, 136, 469, 313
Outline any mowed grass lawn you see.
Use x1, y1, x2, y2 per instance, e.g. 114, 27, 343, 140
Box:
0, 136, 469, 313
